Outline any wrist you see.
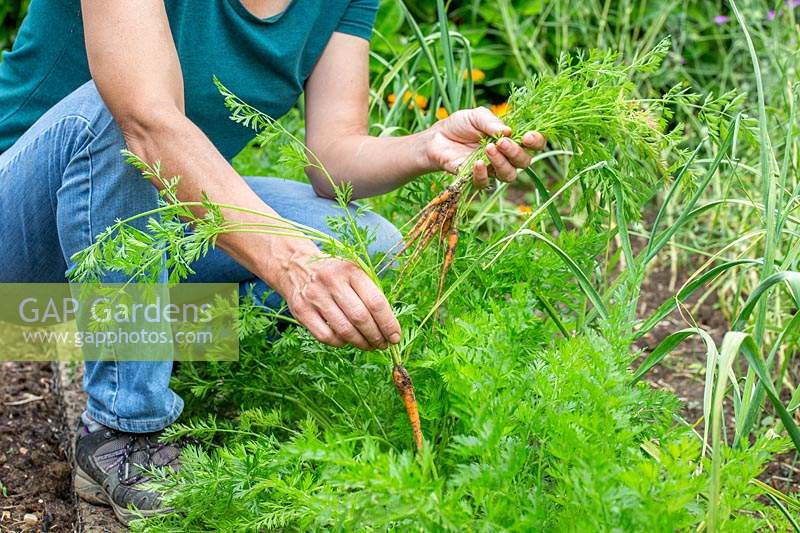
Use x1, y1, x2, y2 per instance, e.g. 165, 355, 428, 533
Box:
411, 128, 441, 174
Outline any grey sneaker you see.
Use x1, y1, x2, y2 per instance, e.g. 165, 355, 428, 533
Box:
73, 416, 181, 525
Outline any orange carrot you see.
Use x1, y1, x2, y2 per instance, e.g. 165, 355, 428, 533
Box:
439, 216, 452, 245
407, 209, 444, 261
436, 216, 459, 301
396, 206, 439, 258
400, 205, 448, 272
392, 363, 423, 451
438, 201, 458, 244
425, 186, 455, 208
423, 181, 463, 209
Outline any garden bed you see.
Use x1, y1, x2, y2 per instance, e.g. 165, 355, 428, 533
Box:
0, 254, 796, 530
0, 362, 74, 532
2, 0, 799, 530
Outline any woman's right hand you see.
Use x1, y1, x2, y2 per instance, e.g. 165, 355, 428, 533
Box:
272, 247, 401, 351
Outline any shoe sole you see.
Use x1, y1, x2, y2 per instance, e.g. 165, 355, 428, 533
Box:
74, 464, 168, 526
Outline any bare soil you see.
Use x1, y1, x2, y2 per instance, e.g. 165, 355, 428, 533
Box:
636, 261, 799, 494
0, 362, 76, 532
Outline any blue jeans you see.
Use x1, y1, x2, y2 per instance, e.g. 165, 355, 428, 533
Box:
0, 81, 401, 433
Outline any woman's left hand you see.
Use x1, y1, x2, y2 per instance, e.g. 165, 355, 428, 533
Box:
422, 107, 546, 188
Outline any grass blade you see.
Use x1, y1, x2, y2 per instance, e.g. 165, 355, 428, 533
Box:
729, 0, 778, 343
631, 326, 721, 464
435, 0, 457, 109
645, 126, 736, 263
508, 229, 610, 321
750, 478, 800, 515
630, 327, 717, 384
635, 259, 761, 339
737, 336, 800, 453
646, 142, 703, 256
533, 287, 571, 337
484, 161, 608, 269
732, 271, 800, 329
398, 1, 452, 110
765, 493, 800, 532
708, 332, 741, 532
524, 167, 565, 232
613, 176, 634, 269
732, 272, 800, 444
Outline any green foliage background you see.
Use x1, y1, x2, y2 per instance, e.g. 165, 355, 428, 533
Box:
1, 1, 799, 531
0, 0, 25, 53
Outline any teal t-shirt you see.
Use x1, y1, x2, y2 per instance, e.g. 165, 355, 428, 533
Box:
0, 0, 377, 159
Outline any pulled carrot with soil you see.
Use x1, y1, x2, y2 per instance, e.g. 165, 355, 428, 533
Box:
397, 207, 440, 257
410, 210, 444, 258
436, 215, 459, 301
394, 182, 463, 297
439, 215, 453, 244
397, 208, 448, 279
425, 183, 459, 208
438, 200, 458, 244
392, 363, 423, 451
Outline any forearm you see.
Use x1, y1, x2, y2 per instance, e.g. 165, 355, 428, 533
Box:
123, 110, 319, 288
307, 131, 438, 200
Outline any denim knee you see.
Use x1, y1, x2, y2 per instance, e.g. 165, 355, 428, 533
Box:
0, 81, 132, 283
52, 80, 123, 161
362, 211, 403, 261
52, 81, 153, 272
64, 81, 118, 133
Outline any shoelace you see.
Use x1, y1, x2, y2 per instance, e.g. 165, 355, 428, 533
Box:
117, 433, 178, 487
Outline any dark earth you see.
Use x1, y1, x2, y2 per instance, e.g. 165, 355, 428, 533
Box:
1, 362, 76, 532
637, 261, 799, 495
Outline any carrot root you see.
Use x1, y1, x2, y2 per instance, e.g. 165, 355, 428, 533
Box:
397, 180, 464, 292
393, 363, 423, 451
436, 217, 459, 301
438, 200, 459, 244
396, 205, 440, 258
424, 185, 456, 208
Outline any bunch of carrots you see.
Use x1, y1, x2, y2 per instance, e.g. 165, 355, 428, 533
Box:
396, 180, 463, 301
395, 38, 680, 308
390, 40, 684, 451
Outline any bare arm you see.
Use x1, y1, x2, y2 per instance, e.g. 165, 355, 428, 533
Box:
81, 1, 400, 350
305, 33, 546, 199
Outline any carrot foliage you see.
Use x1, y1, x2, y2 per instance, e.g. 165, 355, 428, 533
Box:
67, 33, 795, 533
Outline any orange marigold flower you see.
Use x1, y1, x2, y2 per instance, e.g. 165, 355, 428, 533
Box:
491, 102, 510, 117
411, 93, 429, 109
435, 107, 449, 120
388, 91, 428, 110
517, 204, 533, 215
464, 68, 486, 83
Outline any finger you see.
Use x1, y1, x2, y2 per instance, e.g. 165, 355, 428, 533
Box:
521, 131, 546, 150
349, 274, 401, 345
296, 307, 345, 348
471, 107, 512, 138
485, 142, 518, 183
332, 282, 387, 349
316, 298, 372, 351
472, 159, 490, 188
496, 137, 533, 168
